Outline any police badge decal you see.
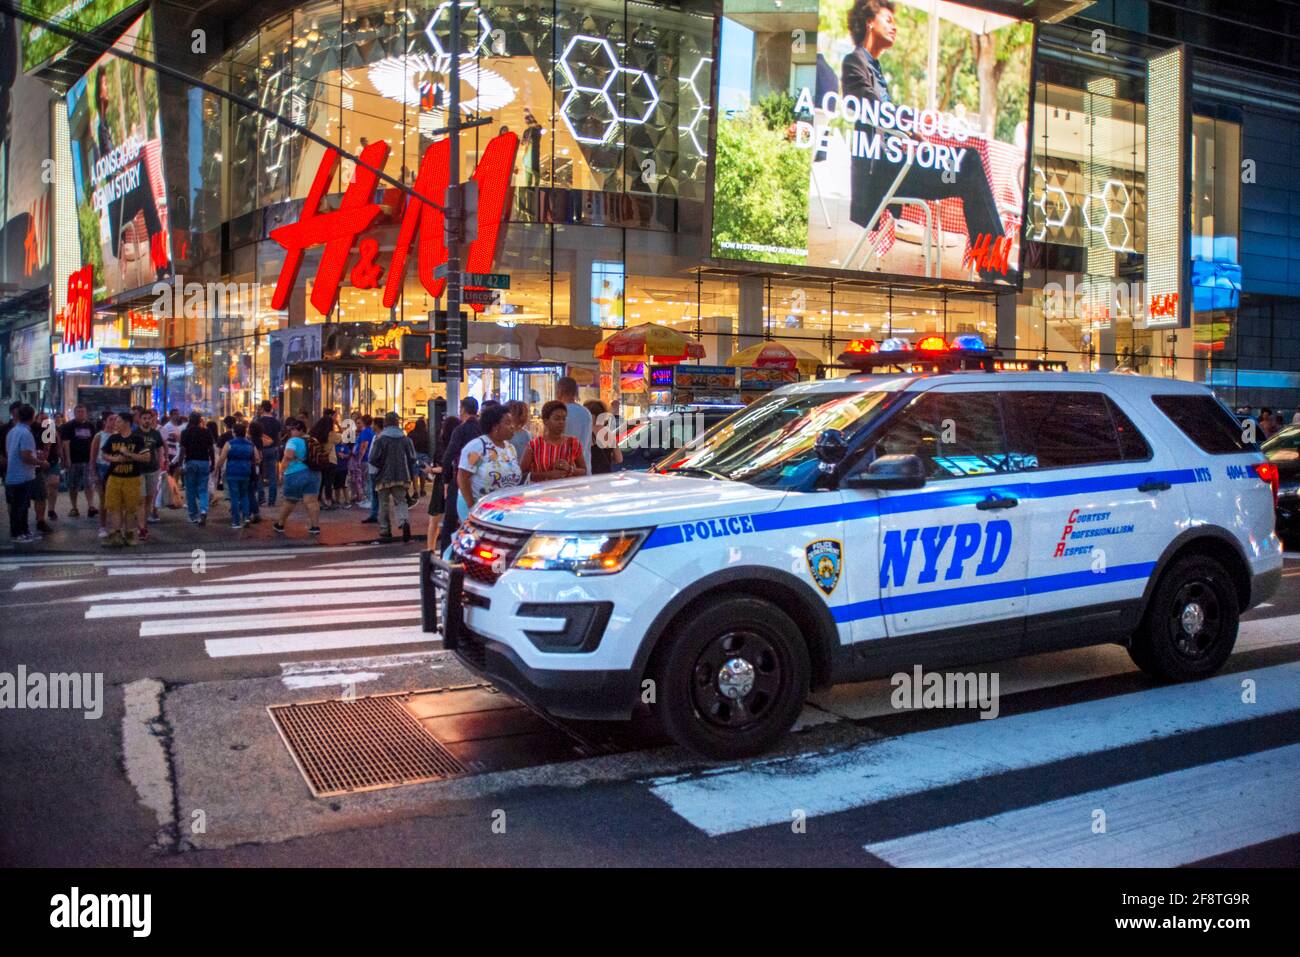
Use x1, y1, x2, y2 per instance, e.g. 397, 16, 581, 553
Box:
805, 539, 843, 596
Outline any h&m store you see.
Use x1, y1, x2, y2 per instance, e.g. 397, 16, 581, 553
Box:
35, 0, 1300, 418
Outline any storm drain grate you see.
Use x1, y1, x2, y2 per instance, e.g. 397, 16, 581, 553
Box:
269, 693, 467, 797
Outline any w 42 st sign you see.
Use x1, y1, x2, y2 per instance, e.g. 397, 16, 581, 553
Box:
269, 131, 518, 315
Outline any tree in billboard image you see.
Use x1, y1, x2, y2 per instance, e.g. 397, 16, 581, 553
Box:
19, 0, 140, 71
711, 97, 812, 267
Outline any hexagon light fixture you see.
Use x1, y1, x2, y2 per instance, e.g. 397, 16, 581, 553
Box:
557, 34, 660, 147
425, 1, 493, 62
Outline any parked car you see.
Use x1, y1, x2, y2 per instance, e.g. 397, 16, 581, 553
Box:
616, 405, 743, 471
1262, 424, 1300, 545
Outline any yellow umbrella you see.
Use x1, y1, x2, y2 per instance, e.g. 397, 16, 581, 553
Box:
594, 322, 706, 362
726, 341, 824, 375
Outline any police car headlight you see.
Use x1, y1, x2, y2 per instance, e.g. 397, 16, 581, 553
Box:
513, 530, 650, 575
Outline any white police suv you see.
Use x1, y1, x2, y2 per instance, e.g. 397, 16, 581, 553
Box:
423, 338, 1283, 758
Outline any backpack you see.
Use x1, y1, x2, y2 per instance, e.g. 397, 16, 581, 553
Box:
305, 436, 331, 471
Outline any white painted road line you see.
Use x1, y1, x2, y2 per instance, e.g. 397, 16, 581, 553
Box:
11, 578, 92, 590
213, 565, 423, 582
85, 588, 421, 618
204, 625, 432, 658
864, 742, 1300, 867
0, 545, 372, 567
649, 662, 1300, 837
76, 575, 417, 603
139, 605, 422, 637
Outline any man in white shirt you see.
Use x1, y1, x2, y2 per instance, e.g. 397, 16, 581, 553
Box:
557, 375, 591, 469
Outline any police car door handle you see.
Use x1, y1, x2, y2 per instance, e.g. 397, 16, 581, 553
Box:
1138, 480, 1172, 493
975, 495, 1018, 510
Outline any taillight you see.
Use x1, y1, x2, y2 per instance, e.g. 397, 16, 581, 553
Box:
1254, 462, 1279, 505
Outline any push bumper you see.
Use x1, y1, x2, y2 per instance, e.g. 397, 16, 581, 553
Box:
421, 551, 640, 720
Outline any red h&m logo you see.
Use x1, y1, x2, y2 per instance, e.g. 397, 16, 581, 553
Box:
270, 131, 519, 315
1148, 292, 1179, 319
63, 265, 95, 350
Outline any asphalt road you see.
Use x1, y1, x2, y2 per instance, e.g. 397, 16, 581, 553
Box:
1, 537, 1298, 867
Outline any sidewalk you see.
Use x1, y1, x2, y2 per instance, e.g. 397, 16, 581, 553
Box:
0, 481, 441, 553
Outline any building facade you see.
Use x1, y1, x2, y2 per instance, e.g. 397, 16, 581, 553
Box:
6, 0, 1300, 419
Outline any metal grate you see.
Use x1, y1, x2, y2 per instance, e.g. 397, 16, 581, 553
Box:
269, 693, 467, 797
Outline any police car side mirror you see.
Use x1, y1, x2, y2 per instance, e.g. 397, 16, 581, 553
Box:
844, 453, 927, 490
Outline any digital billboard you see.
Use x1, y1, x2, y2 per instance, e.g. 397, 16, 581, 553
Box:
65, 11, 171, 301
710, 0, 1033, 287
20, 0, 141, 72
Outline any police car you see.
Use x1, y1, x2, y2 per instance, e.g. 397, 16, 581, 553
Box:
423, 336, 1283, 758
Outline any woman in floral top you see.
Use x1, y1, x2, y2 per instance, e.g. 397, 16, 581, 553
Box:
520, 400, 587, 482
456, 404, 523, 520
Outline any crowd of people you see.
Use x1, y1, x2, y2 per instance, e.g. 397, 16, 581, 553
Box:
1236, 406, 1299, 440
0, 399, 435, 546
3, 378, 628, 549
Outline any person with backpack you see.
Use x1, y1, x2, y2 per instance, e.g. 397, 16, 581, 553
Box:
178, 411, 215, 525
215, 422, 259, 529
255, 400, 283, 506
274, 419, 322, 536
368, 412, 418, 543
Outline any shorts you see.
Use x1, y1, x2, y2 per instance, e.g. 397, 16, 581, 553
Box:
104, 475, 144, 513
96, 463, 111, 487
66, 462, 93, 493
143, 471, 161, 508
282, 468, 322, 502
30, 474, 47, 503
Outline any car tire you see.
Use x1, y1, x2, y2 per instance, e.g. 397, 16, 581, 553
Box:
1129, 554, 1239, 681
650, 596, 810, 759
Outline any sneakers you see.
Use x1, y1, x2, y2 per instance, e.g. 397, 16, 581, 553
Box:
148, 513, 160, 524
13, 533, 38, 544
138, 528, 149, 542
273, 522, 286, 534
230, 521, 243, 529
36, 521, 53, 534
249, 515, 261, 525
361, 515, 378, 524
102, 531, 125, 548
188, 515, 199, 524
123, 532, 139, 547
378, 531, 394, 542
87, 507, 98, 518
97, 527, 111, 538
47, 510, 57, 521
199, 513, 207, 526
308, 526, 321, 535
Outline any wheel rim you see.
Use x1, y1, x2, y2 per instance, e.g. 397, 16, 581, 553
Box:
1168, 579, 1224, 659
690, 629, 784, 731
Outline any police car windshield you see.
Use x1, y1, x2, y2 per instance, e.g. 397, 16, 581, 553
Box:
656, 389, 894, 488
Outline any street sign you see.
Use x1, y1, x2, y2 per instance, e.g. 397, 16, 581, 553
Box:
464, 272, 510, 289
462, 288, 499, 306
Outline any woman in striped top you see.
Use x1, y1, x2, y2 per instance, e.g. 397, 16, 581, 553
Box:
520, 400, 587, 482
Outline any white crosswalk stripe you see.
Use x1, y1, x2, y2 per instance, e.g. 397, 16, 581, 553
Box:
649, 661, 1300, 851
863, 743, 1300, 867
76, 550, 433, 661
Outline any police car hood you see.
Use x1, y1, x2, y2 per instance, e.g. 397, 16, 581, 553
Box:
471, 471, 788, 532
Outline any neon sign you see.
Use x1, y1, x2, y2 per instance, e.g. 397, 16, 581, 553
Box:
270, 131, 518, 316
60, 265, 95, 351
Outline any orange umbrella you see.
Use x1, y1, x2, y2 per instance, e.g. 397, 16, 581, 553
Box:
725, 341, 823, 374
594, 322, 705, 362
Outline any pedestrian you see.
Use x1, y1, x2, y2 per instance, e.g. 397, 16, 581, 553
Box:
1259, 408, 1279, 439
274, 419, 321, 536
556, 376, 593, 469
521, 400, 587, 482
179, 411, 214, 525
369, 412, 418, 543
584, 399, 623, 474
309, 414, 339, 509
437, 397, 481, 551
409, 417, 431, 497
332, 418, 352, 505
455, 404, 523, 524
254, 400, 282, 506
159, 409, 184, 509
246, 418, 265, 524
4, 404, 42, 543
32, 411, 59, 532
91, 412, 118, 538
136, 409, 165, 539
101, 411, 150, 548
58, 403, 98, 518
507, 400, 531, 464
215, 421, 259, 529
0, 402, 20, 481
350, 414, 374, 506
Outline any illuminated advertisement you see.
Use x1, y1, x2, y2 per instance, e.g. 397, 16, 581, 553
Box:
65, 12, 171, 300
711, 0, 1033, 286
21, 0, 142, 72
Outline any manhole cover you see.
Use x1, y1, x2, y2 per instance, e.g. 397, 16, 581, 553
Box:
269, 693, 467, 797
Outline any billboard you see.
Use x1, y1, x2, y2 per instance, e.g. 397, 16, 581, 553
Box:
65, 11, 171, 301
710, 0, 1033, 287
20, 0, 141, 72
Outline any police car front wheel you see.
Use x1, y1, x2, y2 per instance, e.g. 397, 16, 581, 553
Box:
651, 596, 810, 759
1130, 554, 1240, 681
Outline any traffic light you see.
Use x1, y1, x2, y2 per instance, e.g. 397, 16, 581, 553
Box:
429, 310, 468, 382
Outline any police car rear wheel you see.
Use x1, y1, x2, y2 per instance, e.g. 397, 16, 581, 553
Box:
653, 597, 810, 759
1130, 555, 1239, 681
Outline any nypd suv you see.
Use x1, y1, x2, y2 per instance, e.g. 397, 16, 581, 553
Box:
423, 339, 1283, 758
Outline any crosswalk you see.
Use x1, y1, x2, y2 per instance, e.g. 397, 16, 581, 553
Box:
649, 635, 1300, 866
58, 549, 431, 661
